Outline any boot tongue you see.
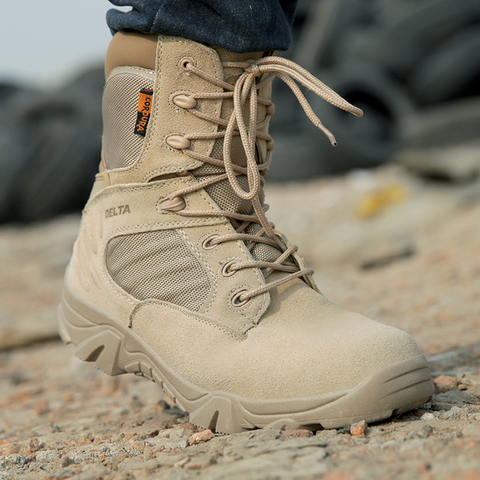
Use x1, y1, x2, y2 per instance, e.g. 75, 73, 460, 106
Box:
193, 46, 261, 211
192, 48, 281, 264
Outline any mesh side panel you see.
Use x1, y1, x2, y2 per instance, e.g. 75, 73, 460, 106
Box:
102, 69, 155, 170
245, 223, 283, 263
192, 102, 282, 263
192, 136, 246, 174
192, 164, 223, 176
106, 230, 210, 311
204, 177, 253, 215
212, 136, 248, 167
194, 135, 252, 216
211, 137, 224, 160
193, 135, 282, 262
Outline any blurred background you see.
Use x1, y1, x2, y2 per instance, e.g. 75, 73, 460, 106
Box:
1, 0, 480, 348
1, 2, 480, 477
1, 0, 480, 222
1, 0, 480, 345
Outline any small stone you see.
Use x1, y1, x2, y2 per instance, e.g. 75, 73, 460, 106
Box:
350, 420, 367, 437
1, 454, 28, 468
433, 389, 476, 407
417, 462, 432, 472
111, 434, 125, 443
0, 441, 20, 457
189, 429, 214, 445
421, 412, 436, 421
36, 449, 61, 463
60, 456, 75, 467
281, 429, 313, 439
439, 406, 464, 420
457, 377, 472, 391
434, 375, 457, 393
155, 400, 172, 412
422, 424, 434, 435
27, 438, 45, 453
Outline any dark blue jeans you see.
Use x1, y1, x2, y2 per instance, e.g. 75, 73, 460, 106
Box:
107, 0, 298, 53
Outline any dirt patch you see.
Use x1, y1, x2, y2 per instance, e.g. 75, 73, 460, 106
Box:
1, 165, 479, 479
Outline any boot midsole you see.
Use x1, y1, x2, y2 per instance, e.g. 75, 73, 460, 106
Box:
58, 276, 433, 429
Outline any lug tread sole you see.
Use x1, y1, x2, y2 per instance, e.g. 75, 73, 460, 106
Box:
58, 285, 433, 434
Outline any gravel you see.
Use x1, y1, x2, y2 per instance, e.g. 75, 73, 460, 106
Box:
1, 164, 479, 479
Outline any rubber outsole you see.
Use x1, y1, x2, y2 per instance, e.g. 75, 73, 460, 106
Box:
58, 281, 433, 434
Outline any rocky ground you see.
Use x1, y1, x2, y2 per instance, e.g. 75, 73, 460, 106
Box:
1, 163, 480, 480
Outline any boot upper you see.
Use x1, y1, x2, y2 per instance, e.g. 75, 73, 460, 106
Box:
68, 34, 421, 400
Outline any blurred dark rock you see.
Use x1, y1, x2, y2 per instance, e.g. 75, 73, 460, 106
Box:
267, 0, 480, 181
400, 97, 480, 149
0, 66, 104, 223
409, 26, 480, 105
394, 143, 480, 183
2, 2, 480, 215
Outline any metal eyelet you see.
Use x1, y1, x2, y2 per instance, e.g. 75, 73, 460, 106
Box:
231, 290, 250, 308
202, 234, 220, 250
222, 260, 238, 277
179, 57, 194, 71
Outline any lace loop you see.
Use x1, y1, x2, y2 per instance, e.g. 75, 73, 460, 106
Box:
168, 55, 362, 301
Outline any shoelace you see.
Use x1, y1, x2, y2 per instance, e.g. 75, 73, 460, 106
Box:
160, 56, 363, 305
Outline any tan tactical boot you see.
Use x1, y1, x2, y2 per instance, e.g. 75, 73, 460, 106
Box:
58, 32, 432, 433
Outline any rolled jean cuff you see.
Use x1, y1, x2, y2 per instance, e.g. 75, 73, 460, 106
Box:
106, 0, 297, 53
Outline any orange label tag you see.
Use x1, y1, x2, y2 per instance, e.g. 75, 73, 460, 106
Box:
134, 88, 153, 136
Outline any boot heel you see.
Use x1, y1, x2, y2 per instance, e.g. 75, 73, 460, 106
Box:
74, 330, 125, 376
58, 300, 126, 376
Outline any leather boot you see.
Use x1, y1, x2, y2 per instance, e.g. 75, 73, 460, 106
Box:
58, 32, 432, 433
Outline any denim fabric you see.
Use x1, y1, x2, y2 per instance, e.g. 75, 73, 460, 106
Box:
107, 0, 298, 52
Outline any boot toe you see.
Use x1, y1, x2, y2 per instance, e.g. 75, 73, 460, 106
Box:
242, 280, 424, 399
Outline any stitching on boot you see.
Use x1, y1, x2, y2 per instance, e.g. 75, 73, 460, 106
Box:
162, 36, 223, 161
225, 284, 262, 327
130, 299, 245, 341
216, 257, 242, 280
109, 218, 224, 239
108, 65, 155, 79
100, 237, 137, 307
111, 36, 222, 182
108, 39, 162, 180
177, 228, 218, 314
79, 228, 100, 288
141, 162, 199, 182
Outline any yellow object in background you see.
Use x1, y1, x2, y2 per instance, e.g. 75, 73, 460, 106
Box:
356, 184, 408, 218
